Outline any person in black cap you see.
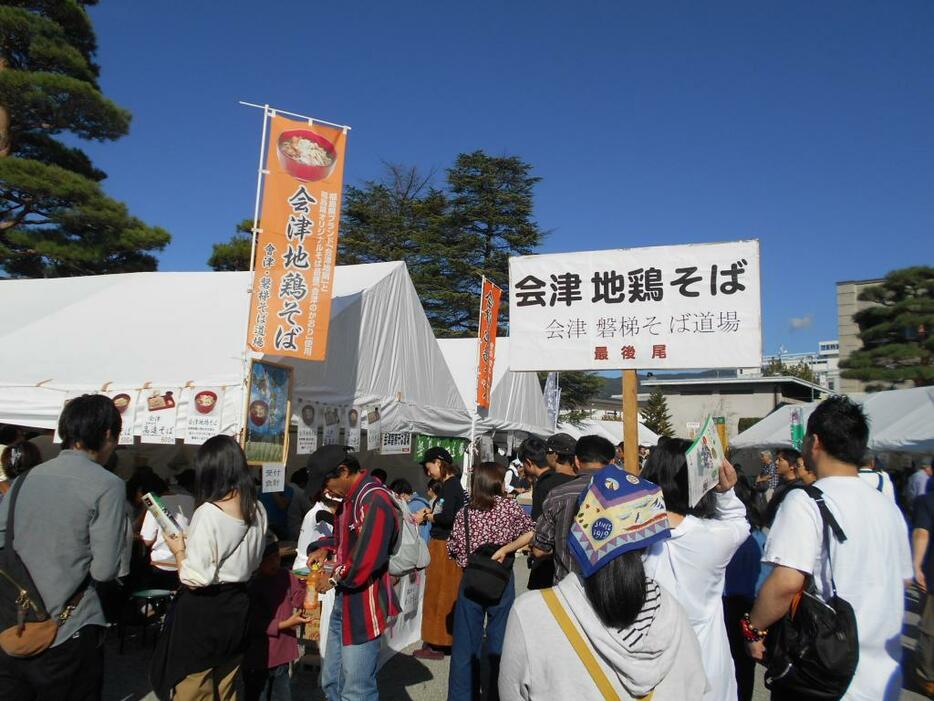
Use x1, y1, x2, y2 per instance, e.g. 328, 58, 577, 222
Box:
303, 445, 401, 700
546, 433, 577, 477
412, 446, 465, 660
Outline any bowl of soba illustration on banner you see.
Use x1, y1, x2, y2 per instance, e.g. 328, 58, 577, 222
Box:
277, 129, 338, 182
194, 391, 218, 415
249, 400, 269, 427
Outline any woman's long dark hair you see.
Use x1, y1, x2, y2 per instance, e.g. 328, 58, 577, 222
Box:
194, 435, 258, 527
468, 461, 505, 511
583, 550, 647, 629
639, 437, 717, 518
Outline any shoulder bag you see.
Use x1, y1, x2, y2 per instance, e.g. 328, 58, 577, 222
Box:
461, 507, 513, 606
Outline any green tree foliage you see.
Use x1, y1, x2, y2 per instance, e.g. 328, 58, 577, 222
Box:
641, 389, 674, 437
208, 219, 252, 271
0, 1, 169, 277
840, 266, 934, 389
762, 357, 816, 383
335, 152, 544, 337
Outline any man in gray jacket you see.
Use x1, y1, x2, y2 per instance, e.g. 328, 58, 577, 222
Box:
0, 394, 131, 700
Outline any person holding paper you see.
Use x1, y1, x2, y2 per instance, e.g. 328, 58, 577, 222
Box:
140, 475, 194, 590
640, 439, 749, 701
150, 435, 267, 701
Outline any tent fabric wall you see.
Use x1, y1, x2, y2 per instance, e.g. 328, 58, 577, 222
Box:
436, 338, 552, 436
731, 387, 934, 454
0, 263, 474, 438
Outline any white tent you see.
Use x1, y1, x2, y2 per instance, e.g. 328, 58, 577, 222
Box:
731, 386, 934, 454
0, 263, 473, 438
557, 418, 660, 446
436, 338, 552, 436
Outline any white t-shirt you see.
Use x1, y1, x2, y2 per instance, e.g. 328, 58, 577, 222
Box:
763, 476, 912, 701
140, 494, 195, 571
643, 490, 750, 701
293, 501, 334, 570
179, 501, 267, 587
857, 469, 895, 501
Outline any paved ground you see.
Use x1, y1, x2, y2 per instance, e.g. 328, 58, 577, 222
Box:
104, 579, 930, 700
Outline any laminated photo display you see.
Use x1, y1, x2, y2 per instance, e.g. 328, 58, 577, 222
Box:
142, 492, 182, 539
323, 405, 340, 445
366, 405, 381, 451
686, 416, 725, 507
296, 400, 318, 455
346, 406, 361, 451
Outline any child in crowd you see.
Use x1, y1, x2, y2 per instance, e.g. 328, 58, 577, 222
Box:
244, 537, 311, 701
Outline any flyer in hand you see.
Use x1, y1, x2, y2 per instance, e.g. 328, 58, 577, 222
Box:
142, 492, 182, 539
686, 416, 725, 507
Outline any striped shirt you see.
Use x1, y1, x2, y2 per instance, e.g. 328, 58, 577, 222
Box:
621, 579, 661, 648
532, 472, 594, 584
329, 473, 401, 645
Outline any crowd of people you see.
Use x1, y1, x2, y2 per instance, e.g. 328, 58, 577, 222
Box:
0, 393, 931, 701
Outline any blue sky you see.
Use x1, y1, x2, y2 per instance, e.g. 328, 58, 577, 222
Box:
80, 1, 934, 355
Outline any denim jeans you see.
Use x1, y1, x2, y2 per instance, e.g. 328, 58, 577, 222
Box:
448, 573, 516, 701
244, 663, 291, 701
321, 594, 381, 701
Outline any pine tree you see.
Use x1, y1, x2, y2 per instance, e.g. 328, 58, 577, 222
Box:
840, 266, 934, 389
0, 1, 169, 277
208, 219, 252, 271
642, 390, 674, 437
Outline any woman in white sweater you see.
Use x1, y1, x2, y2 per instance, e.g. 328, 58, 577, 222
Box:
640, 438, 749, 701
500, 464, 707, 700
152, 435, 267, 700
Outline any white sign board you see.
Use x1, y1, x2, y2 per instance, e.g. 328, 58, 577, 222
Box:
346, 406, 362, 451
262, 463, 286, 493
508, 240, 761, 370
380, 432, 412, 455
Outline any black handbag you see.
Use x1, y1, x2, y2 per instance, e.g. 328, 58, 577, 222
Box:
765, 485, 859, 700
461, 508, 513, 606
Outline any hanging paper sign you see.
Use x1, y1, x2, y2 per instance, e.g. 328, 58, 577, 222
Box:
413, 435, 469, 464
140, 388, 180, 445
381, 432, 412, 456
508, 240, 761, 371
184, 387, 225, 445
346, 406, 361, 451
262, 463, 286, 493
476, 278, 503, 409
323, 405, 341, 445
296, 400, 318, 455
106, 390, 139, 445
686, 416, 725, 507
366, 405, 381, 451
246, 114, 349, 361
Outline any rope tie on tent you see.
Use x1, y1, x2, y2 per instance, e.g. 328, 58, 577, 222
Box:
35, 379, 52, 387
101, 381, 112, 392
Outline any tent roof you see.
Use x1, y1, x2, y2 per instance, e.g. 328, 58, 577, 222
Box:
731, 386, 934, 455
0, 263, 473, 436
436, 338, 552, 435
557, 418, 660, 446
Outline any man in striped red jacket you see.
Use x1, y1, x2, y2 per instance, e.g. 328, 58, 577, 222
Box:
306, 445, 400, 701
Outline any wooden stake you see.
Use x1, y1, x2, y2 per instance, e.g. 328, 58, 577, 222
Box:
622, 370, 639, 474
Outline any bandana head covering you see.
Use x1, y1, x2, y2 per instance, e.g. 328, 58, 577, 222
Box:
568, 464, 671, 577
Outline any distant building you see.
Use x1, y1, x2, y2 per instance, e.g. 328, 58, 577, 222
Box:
739, 340, 840, 391
621, 374, 827, 440
837, 278, 883, 394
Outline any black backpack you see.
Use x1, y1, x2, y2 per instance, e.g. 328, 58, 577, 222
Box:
765, 484, 859, 700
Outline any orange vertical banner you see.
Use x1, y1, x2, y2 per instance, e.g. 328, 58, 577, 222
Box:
476, 278, 503, 409
247, 114, 348, 361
